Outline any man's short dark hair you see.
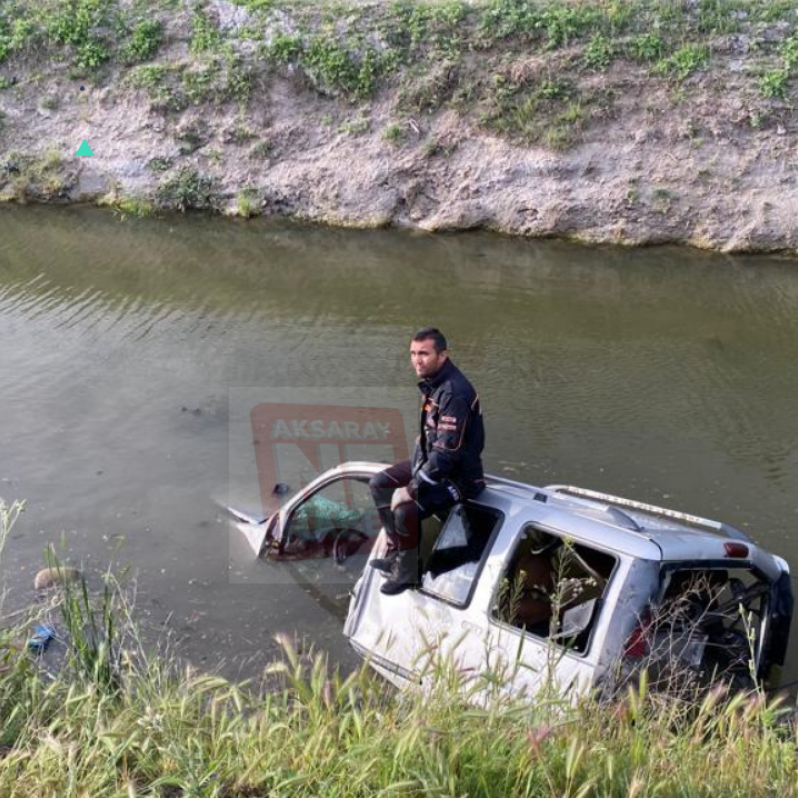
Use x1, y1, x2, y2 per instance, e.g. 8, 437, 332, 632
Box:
412, 327, 448, 353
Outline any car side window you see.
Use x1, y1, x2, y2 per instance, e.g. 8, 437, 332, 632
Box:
420, 504, 502, 607
491, 527, 616, 654
283, 477, 380, 552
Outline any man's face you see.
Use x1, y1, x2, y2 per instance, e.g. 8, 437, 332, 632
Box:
410, 338, 448, 379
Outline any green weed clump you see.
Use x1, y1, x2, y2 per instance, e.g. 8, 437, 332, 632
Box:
157, 167, 216, 212
304, 38, 382, 99
479, 0, 607, 47
655, 43, 711, 80
628, 31, 666, 63
128, 51, 253, 111
695, 0, 744, 36
190, 5, 221, 54
483, 73, 592, 149
108, 196, 155, 217
397, 60, 461, 114
75, 38, 109, 69
248, 140, 272, 160
126, 63, 185, 111
266, 33, 390, 100
0, 12, 39, 63
760, 68, 789, 99
182, 55, 254, 105
1, 147, 72, 202
759, 34, 798, 99
236, 187, 260, 217
122, 19, 163, 63
382, 121, 404, 143
384, 0, 469, 59
49, 0, 108, 45
48, 0, 114, 69
230, 0, 275, 10
781, 35, 798, 72
583, 32, 615, 71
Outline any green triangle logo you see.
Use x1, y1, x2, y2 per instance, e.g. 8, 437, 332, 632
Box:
75, 140, 94, 157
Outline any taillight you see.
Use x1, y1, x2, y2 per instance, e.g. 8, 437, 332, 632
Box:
724, 542, 749, 558
624, 609, 652, 658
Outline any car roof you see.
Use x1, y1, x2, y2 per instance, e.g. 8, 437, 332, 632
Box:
479, 475, 766, 565
327, 463, 779, 573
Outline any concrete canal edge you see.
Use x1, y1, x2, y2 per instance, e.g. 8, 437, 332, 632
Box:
0, 0, 797, 255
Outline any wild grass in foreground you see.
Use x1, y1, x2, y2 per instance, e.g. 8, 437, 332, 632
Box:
1, 501, 798, 797
1, 628, 797, 797
0, 624, 796, 794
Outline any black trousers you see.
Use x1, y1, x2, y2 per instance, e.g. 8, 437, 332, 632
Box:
369, 460, 462, 552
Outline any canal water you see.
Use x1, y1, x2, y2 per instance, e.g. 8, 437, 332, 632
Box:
1, 204, 797, 681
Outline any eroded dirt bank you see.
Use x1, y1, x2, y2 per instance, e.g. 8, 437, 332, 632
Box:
1, 0, 797, 253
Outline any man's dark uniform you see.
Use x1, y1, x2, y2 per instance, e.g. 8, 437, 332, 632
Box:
369, 358, 485, 585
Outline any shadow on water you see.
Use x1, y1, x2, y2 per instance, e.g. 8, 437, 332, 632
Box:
1, 204, 797, 680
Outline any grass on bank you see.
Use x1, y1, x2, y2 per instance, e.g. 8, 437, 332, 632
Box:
1, 0, 798, 216
2, 0, 798, 121
0, 147, 72, 203
2, 500, 798, 797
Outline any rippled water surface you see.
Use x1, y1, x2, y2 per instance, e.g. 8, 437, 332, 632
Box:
1, 205, 797, 678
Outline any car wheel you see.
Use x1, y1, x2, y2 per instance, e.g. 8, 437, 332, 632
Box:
332, 531, 369, 567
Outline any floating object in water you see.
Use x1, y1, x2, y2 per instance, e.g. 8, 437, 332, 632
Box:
33, 566, 81, 590
27, 624, 55, 653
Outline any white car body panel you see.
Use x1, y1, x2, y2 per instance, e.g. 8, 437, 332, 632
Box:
224, 463, 793, 698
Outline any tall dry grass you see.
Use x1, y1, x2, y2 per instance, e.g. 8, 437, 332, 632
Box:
0, 623, 795, 797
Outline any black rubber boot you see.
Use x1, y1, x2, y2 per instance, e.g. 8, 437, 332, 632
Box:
368, 550, 398, 574
379, 550, 420, 595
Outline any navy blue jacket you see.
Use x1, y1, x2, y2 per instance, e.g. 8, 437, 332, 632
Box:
410, 359, 485, 499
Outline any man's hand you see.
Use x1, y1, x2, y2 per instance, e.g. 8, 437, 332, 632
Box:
391, 486, 413, 512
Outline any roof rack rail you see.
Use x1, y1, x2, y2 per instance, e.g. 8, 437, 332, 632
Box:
601, 506, 644, 533
544, 485, 752, 544
487, 476, 644, 532
486, 474, 542, 492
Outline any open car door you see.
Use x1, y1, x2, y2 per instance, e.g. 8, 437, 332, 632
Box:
226, 462, 387, 561
271, 462, 387, 576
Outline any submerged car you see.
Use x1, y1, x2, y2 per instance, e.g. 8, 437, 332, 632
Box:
229, 462, 793, 699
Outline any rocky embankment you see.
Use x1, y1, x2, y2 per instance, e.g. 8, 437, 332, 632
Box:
1, 0, 797, 253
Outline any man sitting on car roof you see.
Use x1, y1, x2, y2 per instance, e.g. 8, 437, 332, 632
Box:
368, 327, 486, 595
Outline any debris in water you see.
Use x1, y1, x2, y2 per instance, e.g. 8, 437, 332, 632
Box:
33, 566, 81, 590
27, 624, 55, 653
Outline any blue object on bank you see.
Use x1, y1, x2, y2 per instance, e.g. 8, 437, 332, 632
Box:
27, 624, 55, 653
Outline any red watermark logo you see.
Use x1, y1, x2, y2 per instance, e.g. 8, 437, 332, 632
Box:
250, 402, 410, 520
